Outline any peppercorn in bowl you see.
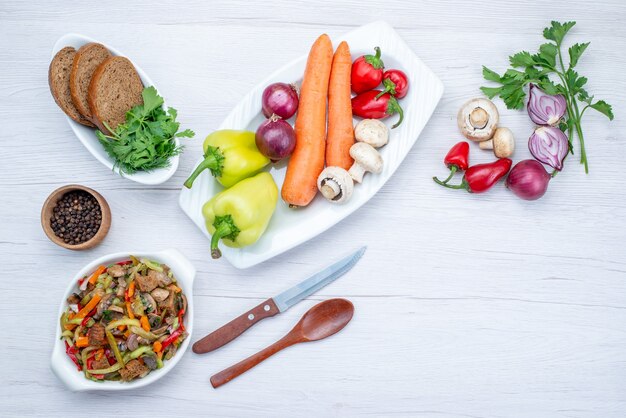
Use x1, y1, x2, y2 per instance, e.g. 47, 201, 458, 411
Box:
51, 249, 196, 391
41, 184, 111, 250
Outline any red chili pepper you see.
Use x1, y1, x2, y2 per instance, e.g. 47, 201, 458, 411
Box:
177, 309, 186, 332
161, 328, 184, 351
351, 47, 385, 94
376, 69, 409, 99
352, 90, 404, 129
65, 341, 82, 371
434, 158, 512, 193
433, 142, 470, 184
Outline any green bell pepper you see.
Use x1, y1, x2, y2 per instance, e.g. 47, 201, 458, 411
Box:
202, 172, 278, 259
184, 130, 269, 188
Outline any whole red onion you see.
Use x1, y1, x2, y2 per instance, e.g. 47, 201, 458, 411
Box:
262, 83, 299, 119
255, 115, 296, 161
528, 126, 569, 171
506, 159, 551, 200
527, 84, 567, 126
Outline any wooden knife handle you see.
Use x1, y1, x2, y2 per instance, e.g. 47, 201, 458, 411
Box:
192, 298, 280, 354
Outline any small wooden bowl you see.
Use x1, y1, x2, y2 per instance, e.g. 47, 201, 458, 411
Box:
41, 185, 111, 250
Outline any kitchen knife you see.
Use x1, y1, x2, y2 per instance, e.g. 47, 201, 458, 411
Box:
192, 246, 366, 354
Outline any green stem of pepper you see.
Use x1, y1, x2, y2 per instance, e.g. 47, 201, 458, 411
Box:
210, 215, 241, 259
183, 146, 225, 188
434, 166, 458, 185
388, 97, 404, 129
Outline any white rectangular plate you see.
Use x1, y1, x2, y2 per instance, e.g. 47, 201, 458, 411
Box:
179, 21, 444, 268
52, 34, 179, 185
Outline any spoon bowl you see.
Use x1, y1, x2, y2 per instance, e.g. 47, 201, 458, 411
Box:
211, 298, 354, 388
297, 298, 354, 342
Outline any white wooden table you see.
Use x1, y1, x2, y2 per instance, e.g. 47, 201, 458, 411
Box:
1, 1, 625, 416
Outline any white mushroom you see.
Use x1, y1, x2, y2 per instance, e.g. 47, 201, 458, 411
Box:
317, 166, 354, 204
479, 127, 515, 158
348, 142, 383, 183
354, 119, 389, 148
457, 98, 500, 142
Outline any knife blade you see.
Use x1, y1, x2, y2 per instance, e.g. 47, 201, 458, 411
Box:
192, 246, 366, 354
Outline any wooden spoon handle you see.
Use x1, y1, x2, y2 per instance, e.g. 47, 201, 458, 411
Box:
192, 298, 280, 354
210, 335, 297, 388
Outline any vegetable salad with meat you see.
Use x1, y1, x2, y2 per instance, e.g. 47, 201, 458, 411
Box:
59, 256, 188, 382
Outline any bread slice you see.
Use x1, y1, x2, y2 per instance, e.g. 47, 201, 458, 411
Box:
88, 56, 144, 134
69, 43, 111, 122
48, 47, 95, 127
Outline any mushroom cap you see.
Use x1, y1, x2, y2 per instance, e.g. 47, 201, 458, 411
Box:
350, 143, 383, 173
317, 166, 354, 204
457, 98, 499, 142
492, 127, 515, 158
354, 119, 389, 148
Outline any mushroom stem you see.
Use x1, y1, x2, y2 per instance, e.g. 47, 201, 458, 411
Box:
470, 108, 489, 129
320, 180, 341, 200
479, 140, 494, 150
348, 164, 366, 183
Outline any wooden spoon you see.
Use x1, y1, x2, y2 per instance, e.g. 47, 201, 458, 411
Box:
210, 298, 354, 388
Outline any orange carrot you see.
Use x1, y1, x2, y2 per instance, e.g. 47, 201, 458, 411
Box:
126, 302, 135, 319
326, 41, 354, 170
153, 341, 162, 353
76, 336, 89, 347
282, 34, 333, 207
140, 315, 150, 332
127, 280, 136, 298
75, 294, 102, 319
88, 265, 106, 285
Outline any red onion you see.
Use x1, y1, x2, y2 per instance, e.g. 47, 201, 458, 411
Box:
528, 126, 569, 171
506, 159, 551, 200
255, 115, 296, 161
262, 83, 299, 119
527, 83, 567, 126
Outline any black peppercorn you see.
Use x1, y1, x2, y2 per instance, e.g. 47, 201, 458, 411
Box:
50, 191, 101, 245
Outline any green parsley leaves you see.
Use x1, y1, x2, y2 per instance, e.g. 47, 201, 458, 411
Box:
96, 86, 195, 174
481, 21, 614, 173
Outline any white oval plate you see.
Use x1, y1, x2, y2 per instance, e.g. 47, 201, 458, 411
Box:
50, 249, 196, 391
179, 21, 444, 269
51, 34, 179, 185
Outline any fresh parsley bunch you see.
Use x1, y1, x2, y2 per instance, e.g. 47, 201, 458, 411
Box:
97, 86, 195, 174
481, 21, 614, 173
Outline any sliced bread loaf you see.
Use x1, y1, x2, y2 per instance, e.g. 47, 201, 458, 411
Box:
88, 56, 144, 134
69, 43, 111, 122
48, 47, 95, 127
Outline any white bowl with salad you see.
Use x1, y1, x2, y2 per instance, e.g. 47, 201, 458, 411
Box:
51, 249, 195, 391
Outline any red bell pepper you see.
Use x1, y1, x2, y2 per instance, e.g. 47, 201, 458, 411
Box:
433, 142, 470, 184
352, 90, 404, 129
161, 328, 184, 351
65, 341, 82, 371
351, 47, 385, 93
434, 158, 512, 193
376, 69, 409, 99
116, 260, 133, 266
80, 307, 97, 327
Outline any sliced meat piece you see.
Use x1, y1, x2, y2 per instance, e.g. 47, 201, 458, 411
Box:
119, 359, 148, 382
107, 264, 126, 278
66, 293, 80, 305
158, 291, 177, 314
48, 46, 95, 127
134, 274, 158, 293
148, 269, 171, 286
69, 43, 111, 121
87, 323, 107, 347
90, 355, 110, 371
88, 56, 143, 134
